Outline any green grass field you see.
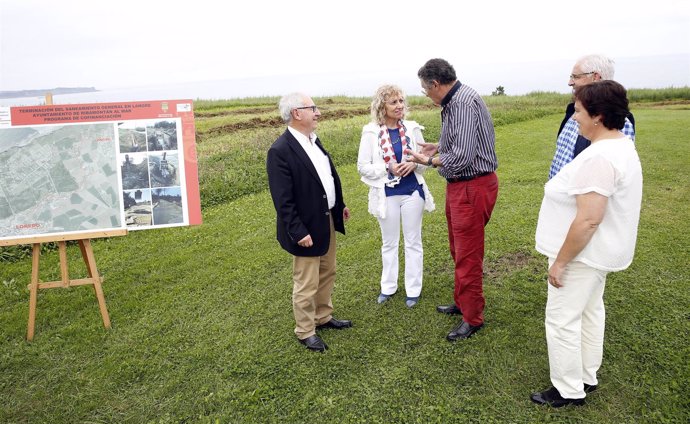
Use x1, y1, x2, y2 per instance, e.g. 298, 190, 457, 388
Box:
1, 90, 688, 423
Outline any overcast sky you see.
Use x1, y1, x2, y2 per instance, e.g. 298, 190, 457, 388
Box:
1, 0, 689, 95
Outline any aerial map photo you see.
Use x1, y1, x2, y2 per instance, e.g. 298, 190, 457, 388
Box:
0, 123, 122, 239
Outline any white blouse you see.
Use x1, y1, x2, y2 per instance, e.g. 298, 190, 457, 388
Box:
535, 137, 642, 272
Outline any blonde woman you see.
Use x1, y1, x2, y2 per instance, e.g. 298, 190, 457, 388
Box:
357, 85, 435, 308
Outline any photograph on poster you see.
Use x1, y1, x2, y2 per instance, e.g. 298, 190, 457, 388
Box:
152, 186, 183, 225
147, 120, 177, 151
117, 121, 147, 153
120, 152, 150, 190
148, 151, 179, 188
123, 188, 152, 227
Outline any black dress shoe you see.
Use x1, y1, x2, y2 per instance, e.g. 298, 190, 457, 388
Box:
583, 383, 597, 393
316, 318, 353, 330
530, 386, 585, 407
436, 304, 462, 315
298, 335, 328, 352
446, 320, 483, 341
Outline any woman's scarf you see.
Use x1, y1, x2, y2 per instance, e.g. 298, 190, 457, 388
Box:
379, 120, 409, 187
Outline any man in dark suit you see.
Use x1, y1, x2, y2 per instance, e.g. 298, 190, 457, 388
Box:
266, 92, 352, 353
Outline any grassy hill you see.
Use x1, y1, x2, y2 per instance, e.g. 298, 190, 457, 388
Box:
1, 89, 688, 423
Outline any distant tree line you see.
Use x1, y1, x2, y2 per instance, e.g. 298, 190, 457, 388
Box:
492, 86, 506, 96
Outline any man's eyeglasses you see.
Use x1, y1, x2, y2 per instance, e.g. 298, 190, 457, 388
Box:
569, 72, 595, 80
295, 105, 318, 113
421, 81, 437, 96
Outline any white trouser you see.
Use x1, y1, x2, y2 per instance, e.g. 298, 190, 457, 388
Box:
546, 258, 608, 399
377, 191, 425, 297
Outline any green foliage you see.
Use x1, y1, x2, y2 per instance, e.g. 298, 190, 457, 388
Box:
627, 86, 690, 103
0, 243, 60, 263
491, 85, 506, 96
192, 96, 280, 110
0, 97, 688, 423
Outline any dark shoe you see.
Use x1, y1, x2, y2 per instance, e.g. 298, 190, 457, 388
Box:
436, 304, 462, 315
446, 320, 483, 341
316, 318, 352, 330
584, 383, 598, 393
298, 335, 328, 352
405, 296, 420, 308
530, 386, 585, 407
377, 293, 393, 304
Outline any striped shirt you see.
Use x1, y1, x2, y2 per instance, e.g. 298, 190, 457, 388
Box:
549, 115, 636, 179
438, 82, 498, 179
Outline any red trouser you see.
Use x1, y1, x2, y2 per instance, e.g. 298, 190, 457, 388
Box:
445, 172, 498, 326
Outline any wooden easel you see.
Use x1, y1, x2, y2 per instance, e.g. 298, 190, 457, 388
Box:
2, 94, 128, 340
1, 230, 127, 340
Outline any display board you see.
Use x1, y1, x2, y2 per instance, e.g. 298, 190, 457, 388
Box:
0, 99, 201, 243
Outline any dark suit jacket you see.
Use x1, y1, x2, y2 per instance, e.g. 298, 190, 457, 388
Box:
266, 129, 346, 257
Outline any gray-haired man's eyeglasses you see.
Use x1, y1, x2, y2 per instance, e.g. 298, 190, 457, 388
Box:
569, 72, 595, 80
295, 105, 318, 113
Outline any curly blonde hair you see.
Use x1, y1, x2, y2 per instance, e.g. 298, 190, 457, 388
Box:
370, 84, 408, 125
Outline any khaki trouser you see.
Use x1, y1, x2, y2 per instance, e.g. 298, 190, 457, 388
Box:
292, 217, 336, 339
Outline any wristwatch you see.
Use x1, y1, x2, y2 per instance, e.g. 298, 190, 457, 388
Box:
427, 156, 433, 166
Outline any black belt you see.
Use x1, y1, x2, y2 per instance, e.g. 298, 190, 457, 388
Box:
446, 172, 492, 183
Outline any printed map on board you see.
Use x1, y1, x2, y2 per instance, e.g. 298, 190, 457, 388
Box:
0, 123, 122, 238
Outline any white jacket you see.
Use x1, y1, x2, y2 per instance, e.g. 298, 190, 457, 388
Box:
357, 120, 435, 219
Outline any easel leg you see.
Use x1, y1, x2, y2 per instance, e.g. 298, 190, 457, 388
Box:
27, 243, 41, 341
58, 241, 69, 288
79, 239, 111, 329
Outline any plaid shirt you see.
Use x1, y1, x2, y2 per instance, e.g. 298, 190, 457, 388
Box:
548, 116, 636, 179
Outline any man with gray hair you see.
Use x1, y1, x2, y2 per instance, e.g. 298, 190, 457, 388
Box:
548, 54, 636, 178
266, 92, 352, 353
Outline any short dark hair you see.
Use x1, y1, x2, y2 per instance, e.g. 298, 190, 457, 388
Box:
574, 80, 630, 130
418, 58, 457, 85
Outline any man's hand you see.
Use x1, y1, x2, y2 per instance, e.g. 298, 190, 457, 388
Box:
298, 234, 313, 247
417, 141, 438, 156
343, 207, 351, 221
403, 149, 427, 166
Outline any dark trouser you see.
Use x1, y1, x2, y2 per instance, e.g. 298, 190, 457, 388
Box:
445, 172, 498, 326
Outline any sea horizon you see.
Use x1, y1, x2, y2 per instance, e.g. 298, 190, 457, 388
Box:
1, 53, 688, 107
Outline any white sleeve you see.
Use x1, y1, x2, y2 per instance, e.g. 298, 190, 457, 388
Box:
567, 155, 616, 197
357, 129, 387, 180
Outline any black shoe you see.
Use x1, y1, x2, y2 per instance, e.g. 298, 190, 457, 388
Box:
316, 318, 353, 330
584, 383, 598, 393
530, 386, 585, 407
298, 335, 328, 352
436, 304, 462, 315
446, 320, 483, 341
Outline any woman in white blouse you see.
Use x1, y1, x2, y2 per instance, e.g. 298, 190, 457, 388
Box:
357, 85, 435, 308
531, 80, 643, 407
